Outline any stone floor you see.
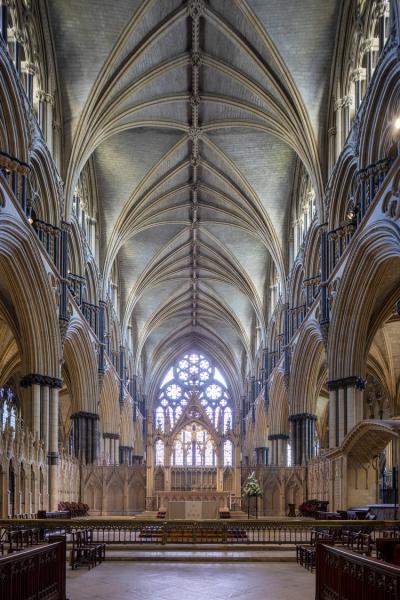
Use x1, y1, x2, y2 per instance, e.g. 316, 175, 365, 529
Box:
66, 561, 315, 600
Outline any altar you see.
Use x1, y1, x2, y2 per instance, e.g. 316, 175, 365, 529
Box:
157, 491, 231, 519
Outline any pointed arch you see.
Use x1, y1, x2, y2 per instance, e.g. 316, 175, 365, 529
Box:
289, 320, 327, 416
99, 367, 120, 435
63, 317, 98, 413
0, 215, 61, 377
328, 219, 400, 380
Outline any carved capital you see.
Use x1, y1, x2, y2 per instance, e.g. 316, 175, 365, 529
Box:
20, 373, 63, 389
327, 376, 366, 391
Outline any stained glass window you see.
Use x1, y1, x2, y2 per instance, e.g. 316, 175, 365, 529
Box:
155, 351, 232, 433
171, 423, 216, 466
155, 352, 233, 466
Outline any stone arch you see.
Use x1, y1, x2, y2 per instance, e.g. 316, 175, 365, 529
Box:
303, 220, 321, 279
0, 50, 29, 162
120, 399, 134, 448
358, 53, 400, 168
268, 368, 288, 436
63, 317, 98, 413
289, 321, 326, 415
84, 259, 100, 306
68, 220, 85, 277
342, 419, 400, 508
100, 367, 120, 435
0, 215, 61, 377
328, 146, 357, 230
288, 259, 305, 309
29, 144, 61, 227
253, 396, 268, 449
328, 220, 400, 380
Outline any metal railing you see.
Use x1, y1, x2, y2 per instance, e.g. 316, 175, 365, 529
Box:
1, 518, 398, 546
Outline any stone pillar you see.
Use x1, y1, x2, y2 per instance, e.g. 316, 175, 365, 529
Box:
32, 383, 41, 438
268, 434, 288, 466
119, 446, 133, 465
59, 222, 70, 330
216, 443, 224, 491
327, 377, 366, 447
48, 387, 59, 511
278, 435, 289, 466
115, 436, 120, 465
289, 414, 316, 465
146, 416, 154, 508
98, 301, 106, 375
234, 443, 241, 499
164, 443, 171, 491
71, 412, 100, 463
255, 447, 269, 465
41, 386, 50, 454
119, 346, 125, 403
20, 374, 63, 511
327, 126, 336, 176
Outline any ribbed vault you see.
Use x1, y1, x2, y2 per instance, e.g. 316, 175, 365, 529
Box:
48, 0, 340, 401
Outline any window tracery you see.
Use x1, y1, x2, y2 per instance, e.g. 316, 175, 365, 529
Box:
155, 352, 234, 467
156, 352, 232, 434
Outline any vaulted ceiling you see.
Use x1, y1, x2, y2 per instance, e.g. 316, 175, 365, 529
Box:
48, 0, 340, 394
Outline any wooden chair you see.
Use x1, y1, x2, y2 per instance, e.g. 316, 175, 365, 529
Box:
83, 529, 106, 563
70, 530, 97, 570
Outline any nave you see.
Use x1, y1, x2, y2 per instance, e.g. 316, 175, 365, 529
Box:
0, 0, 400, 599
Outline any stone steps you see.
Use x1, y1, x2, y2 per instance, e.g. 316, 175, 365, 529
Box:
103, 549, 296, 562
67, 543, 297, 563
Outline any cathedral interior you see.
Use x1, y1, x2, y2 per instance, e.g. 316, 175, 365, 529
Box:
0, 0, 400, 598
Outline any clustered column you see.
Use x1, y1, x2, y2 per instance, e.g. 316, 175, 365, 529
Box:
70, 412, 100, 464
20, 374, 63, 511
327, 377, 365, 447
268, 434, 289, 466
102, 433, 120, 465
289, 414, 317, 465
119, 446, 133, 465
255, 447, 269, 466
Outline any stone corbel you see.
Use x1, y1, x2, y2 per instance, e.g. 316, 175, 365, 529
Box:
36, 90, 54, 105
374, 1, 390, 19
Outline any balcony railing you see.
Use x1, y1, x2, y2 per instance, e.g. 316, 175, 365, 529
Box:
33, 219, 61, 270
328, 156, 393, 274
82, 301, 99, 335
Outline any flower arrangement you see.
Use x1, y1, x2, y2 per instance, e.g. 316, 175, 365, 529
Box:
242, 471, 263, 498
